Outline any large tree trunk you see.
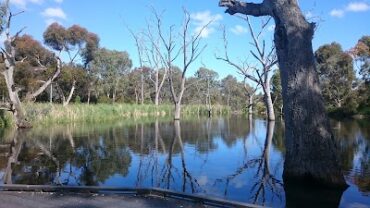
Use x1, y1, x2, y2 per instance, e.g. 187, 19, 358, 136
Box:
272, 2, 345, 187
219, 0, 346, 187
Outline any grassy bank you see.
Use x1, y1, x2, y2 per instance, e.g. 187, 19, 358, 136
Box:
0, 103, 230, 126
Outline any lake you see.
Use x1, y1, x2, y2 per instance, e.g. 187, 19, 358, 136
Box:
0, 116, 369, 207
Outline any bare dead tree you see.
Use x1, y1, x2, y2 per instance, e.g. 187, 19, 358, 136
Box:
167, 9, 210, 120
142, 12, 169, 106
216, 18, 277, 121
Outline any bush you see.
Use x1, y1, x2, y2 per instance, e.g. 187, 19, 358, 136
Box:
74, 96, 81, 103
97, 95, 112, 104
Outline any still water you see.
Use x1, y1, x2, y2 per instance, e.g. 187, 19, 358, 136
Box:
0, 116, 368, 207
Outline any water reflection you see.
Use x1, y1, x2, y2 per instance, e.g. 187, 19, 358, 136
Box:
0, 117, 369, 207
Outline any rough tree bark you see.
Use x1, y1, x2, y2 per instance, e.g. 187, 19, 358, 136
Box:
220, 0, 346, 187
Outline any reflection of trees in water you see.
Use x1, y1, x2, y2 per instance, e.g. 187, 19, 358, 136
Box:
214, 120, 283, 206
0, 124, 132, 186
331, 119, 370, 192
3, 130, 24, 184
135, 120, 202, 193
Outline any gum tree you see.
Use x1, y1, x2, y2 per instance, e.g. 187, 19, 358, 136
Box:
219, 0, 346, 186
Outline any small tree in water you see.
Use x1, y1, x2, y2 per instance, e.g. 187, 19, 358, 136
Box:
219, 0, 347, 187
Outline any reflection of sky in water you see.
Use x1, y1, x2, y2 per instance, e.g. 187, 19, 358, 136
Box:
0, 117, 369, 207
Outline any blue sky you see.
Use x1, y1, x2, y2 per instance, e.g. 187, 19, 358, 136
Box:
7, 0, 370, 80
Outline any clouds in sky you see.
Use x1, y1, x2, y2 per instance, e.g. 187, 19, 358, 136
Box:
42, 7, 67, 25
330, 1, 370, 18
42, 7, 66, 19
10, 0, 66, 25
190, 11, 222, 38
10, 0, 43, 8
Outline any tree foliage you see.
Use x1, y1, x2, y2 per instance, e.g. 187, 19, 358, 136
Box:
315, 42, 357, 114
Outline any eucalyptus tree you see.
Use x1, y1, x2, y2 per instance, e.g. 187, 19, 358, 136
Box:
14, 35, 61, 102
219, 0, 346, 186
353, 36, 370, 109
315, 43, 356, 113
195, 67, 219, 116
43, 23, 99, 106
90, 48, 132, 102
221, 75, 245, 110
354, 36, 370, 82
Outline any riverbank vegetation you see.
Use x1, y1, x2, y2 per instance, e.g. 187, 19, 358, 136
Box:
0, 103, 230, 127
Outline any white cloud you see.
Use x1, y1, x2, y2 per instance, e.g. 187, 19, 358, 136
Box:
190, 11, 223, 38
42, 7, 67, 20
346, 2, 370, 12
330, 9, 345, 18
10, 0, 43, 8
330, 2, 370, 18
230, 25, 248, 35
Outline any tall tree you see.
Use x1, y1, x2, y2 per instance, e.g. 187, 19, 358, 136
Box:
219, 0, 346, 186
142, 19, 169, 106
315, 43, 356, 113
90, 48, 132, 102
195, 67, 219, 116
43, 23, 99, 106
353, 36, 370, 82
151, 9, 210, 120
13, 35, 61, 102
353, 36, 370, 110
